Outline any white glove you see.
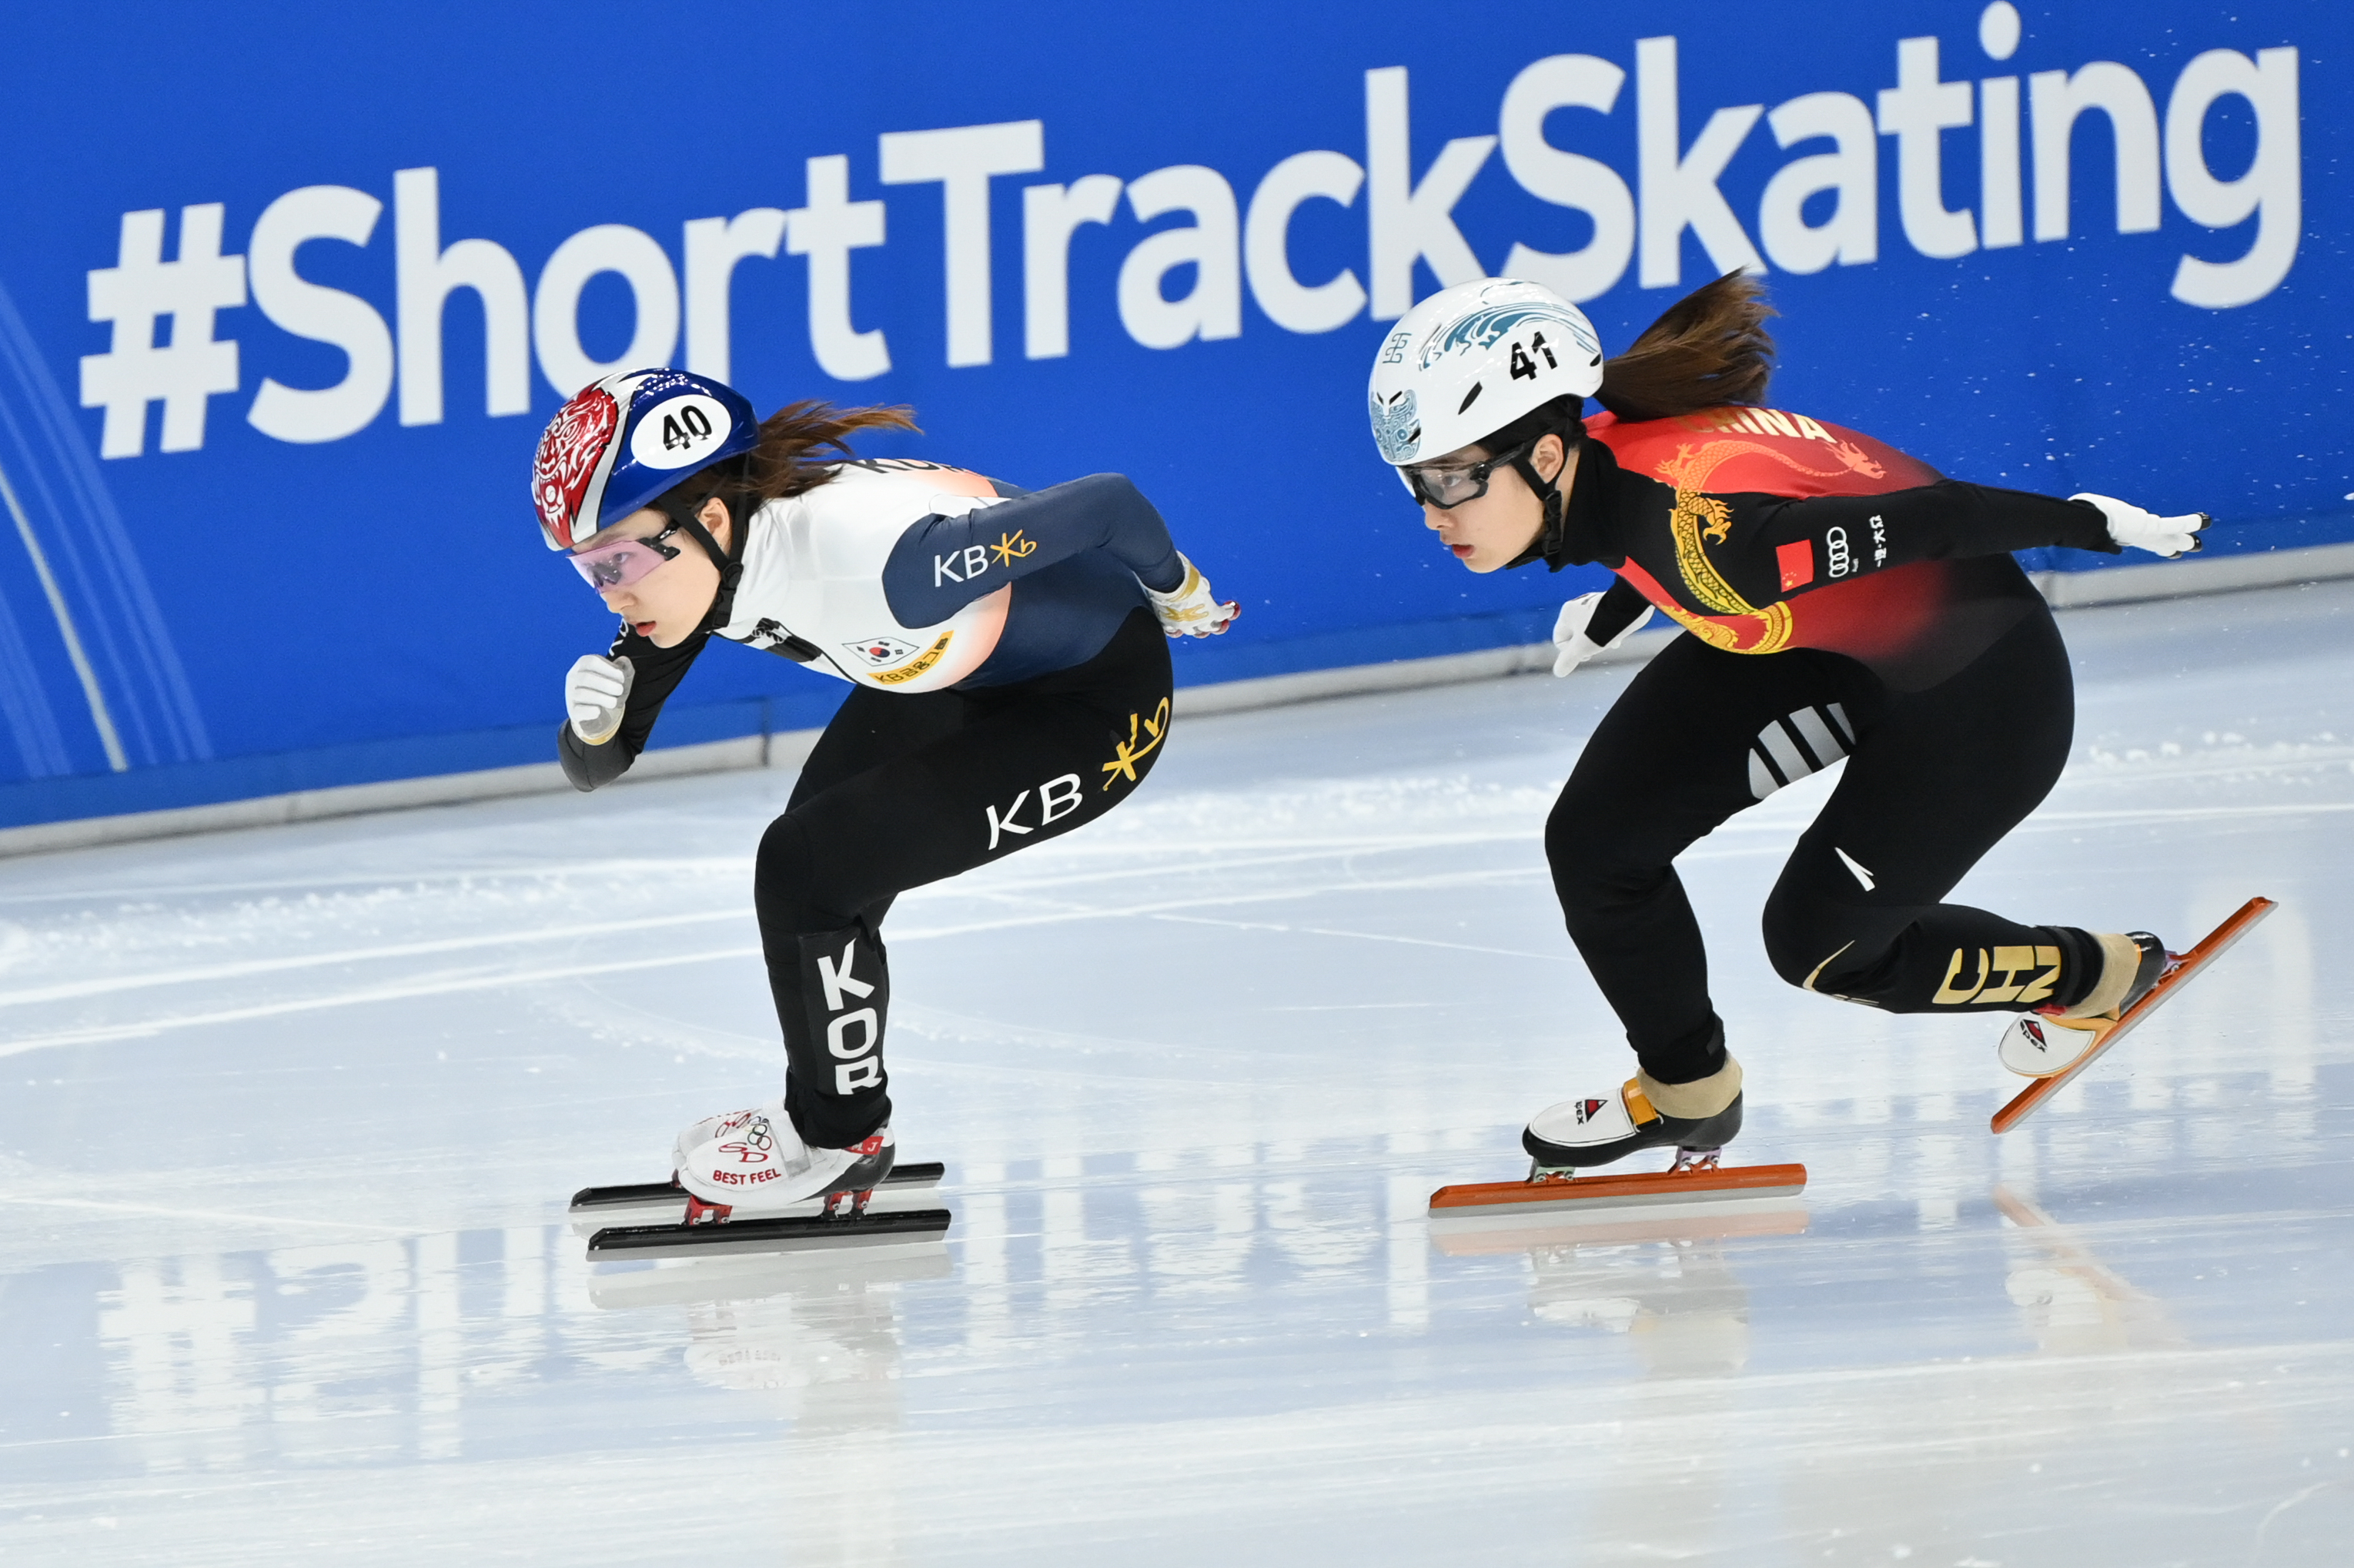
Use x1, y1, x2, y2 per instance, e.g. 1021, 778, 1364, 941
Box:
1552, 593, 1655, 677
1147, 553, 1240, 638
2071, 493, 2209, 559
565, 654, 634, 744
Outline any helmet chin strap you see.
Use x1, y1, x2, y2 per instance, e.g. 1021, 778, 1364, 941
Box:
1504, 433, 1580, 573
658, 493, 747, 635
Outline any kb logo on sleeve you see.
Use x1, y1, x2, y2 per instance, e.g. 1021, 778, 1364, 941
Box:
933, 544, 993, 586
933, 530, 1037, 586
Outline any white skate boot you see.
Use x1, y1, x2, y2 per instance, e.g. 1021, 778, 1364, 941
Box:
673, 1098, 895, 1222
1522, 1057, 1745, 1175
1998, 931, 2170, 1078
1431, 1050, 1810, 1220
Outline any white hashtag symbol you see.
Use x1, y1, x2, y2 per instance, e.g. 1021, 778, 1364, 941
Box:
79, 205, 246, 458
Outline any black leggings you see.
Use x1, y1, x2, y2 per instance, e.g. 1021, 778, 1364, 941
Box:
756, 608, 1173, 1146
1548, 608, 2098, 1085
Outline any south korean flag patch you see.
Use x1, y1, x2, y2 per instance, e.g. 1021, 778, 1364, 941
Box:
842, 636, 921, 668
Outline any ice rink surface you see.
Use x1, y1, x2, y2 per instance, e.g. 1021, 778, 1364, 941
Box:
4, 581, 2352, 1566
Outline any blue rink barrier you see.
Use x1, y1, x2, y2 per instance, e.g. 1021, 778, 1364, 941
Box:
0, 1, 2343, 833
0, 696, 805, 831
5, 525, 2345, 838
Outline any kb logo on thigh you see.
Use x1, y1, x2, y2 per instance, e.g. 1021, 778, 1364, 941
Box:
985, 773, 1083, 851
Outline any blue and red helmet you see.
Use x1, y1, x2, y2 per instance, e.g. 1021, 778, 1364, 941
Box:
530, 368, 760, 550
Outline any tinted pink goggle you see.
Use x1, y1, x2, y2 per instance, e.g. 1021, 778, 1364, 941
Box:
567, 524, 682, 592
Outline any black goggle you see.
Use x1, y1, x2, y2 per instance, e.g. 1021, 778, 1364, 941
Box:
1397, 439, 1536, 510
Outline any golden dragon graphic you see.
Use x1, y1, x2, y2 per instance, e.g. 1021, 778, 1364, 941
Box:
1643, 434, 1888, 655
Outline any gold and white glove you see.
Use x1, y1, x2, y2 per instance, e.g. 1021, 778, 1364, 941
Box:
1147, 553, 1239, 638
2071, 493, 2209, 558
1551, 592, 1654, 677
565, 654, 634, 744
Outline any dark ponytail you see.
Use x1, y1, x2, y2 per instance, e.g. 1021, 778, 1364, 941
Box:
1470, 272, 1779, 461
736, 400, 921, 504
1593, 271, 1777, 422
656, 399, 921, 523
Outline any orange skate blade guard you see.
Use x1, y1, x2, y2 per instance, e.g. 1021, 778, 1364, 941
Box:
1991, 895, 2275, 1134
1429, 1162, 1808, 1217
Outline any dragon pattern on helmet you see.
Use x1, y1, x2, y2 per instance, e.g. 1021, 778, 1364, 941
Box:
530, 369, 760, 551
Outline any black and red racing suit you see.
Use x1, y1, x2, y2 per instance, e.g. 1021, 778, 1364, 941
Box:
1543, 405, 2125, 1085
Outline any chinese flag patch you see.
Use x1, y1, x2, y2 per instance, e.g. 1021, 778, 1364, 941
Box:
1776, 540, 1814, 591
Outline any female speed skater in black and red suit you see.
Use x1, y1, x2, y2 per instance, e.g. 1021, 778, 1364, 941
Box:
1363, 273, 2211, 1174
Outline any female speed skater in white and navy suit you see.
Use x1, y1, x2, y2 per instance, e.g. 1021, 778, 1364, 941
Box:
530, 370, 1236, 1219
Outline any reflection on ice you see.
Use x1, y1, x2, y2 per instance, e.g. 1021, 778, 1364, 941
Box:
1455, 1206, 1809, 1380
99, 1253, 258, 1473
87, 1226, 570, 1475
678, 1279, 911, 1423
1996, 1185, 2187, 1356
1433, 1199, 1809, 1258
592, 1245, 951, 1315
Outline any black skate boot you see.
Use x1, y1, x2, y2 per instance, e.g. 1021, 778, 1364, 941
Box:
1523, 1072, 1744, 1176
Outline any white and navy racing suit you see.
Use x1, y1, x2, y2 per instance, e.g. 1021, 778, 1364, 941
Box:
559, 459, 1188, 1148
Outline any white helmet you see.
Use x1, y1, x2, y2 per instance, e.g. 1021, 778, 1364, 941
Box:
1366, 278, 1604, 468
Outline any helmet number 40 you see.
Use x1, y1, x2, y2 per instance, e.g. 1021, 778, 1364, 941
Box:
628, 392, 736, 471
663, 404, 712, 450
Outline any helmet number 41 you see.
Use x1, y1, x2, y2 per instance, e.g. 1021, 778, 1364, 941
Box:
1510, 333, 1560, 381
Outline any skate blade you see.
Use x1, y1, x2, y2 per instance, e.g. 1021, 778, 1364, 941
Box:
1997, 1014, 2106, 1078
1426, 1163, 1808, 1235
1993, 896, 2275, 1134
587, 1242, 953, 1309
567, 1162, 945, 1233
586, 1207, 951, 1263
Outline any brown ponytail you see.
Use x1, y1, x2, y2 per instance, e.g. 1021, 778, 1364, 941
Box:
1593, 271, 1777, 423
657, 399, 920, 521
739, 400, 920, 503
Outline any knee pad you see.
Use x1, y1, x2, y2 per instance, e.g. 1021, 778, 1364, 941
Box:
1546, 796, 1670, 914
1760, 887, 1870, 991
754, 811, 836, 934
